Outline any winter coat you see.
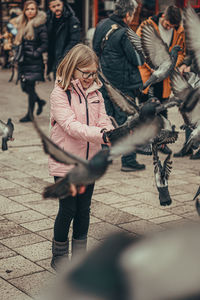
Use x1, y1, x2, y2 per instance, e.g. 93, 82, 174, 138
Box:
46, 3, 81, 74
93, 14, 144, 98
48, 79, 113, 177
14, 11, 48, 82
136, 13, 186, 99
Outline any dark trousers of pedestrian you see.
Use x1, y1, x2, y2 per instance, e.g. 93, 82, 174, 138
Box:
53, 176, 95, 242
20, 80, 44, 119
100, 84, 137, 167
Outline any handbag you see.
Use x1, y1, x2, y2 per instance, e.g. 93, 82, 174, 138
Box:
13, 44, 24, 64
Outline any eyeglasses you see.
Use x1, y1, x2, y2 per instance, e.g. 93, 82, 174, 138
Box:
76, 67, 97, 79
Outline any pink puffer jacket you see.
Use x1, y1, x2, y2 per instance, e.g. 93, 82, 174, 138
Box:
48, 79, 113, 177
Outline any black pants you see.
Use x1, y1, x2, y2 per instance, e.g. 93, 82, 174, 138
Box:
20, 80, 42, 118
53, 176, 95, 242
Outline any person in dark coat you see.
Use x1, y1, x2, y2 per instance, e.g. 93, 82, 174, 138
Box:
47, 0, 81, 78
14, 0, 48, 122
93, 0, 146, 172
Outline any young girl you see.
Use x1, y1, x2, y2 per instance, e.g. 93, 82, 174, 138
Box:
14, 0, 47, 122
49, 43, 113, 270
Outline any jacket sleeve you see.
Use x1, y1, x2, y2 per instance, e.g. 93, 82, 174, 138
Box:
51, 87, 105, 144
96, 91, 114, 130
175, 31, 186, 67
62, 16, 81, 56
29, 24, 48, 58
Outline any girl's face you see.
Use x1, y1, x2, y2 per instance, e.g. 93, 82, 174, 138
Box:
74, 62, 98, 90
25, 3, 37, 21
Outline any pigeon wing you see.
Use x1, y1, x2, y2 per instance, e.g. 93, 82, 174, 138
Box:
126, 27, 145, 61
170, 69, 192, 100
33, 120, 88, 166
184, 5, 200, 74
110, 116, 163, 158
141, 23, 171, 69
98, 70, 139, 115
0, 120, 7, 136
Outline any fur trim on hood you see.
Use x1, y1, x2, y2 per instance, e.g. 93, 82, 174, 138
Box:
14, 10, 46, 45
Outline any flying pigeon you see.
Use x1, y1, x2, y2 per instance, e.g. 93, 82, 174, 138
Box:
0, 118, 14, 151
170, 69, 200, 127
182, 120, 200, 153
141, 23, 182, 90
126, 27, 146, 63
152, 144, 172, 206
183, 5, 200, 76
33, 114, 163, 199
39, 224, 200, 300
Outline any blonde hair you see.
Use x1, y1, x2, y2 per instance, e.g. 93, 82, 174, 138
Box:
14, 0, 38, 45
56, 43, 100, 91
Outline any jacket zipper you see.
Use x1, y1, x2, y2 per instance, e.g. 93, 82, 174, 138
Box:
77, 86, 90, 160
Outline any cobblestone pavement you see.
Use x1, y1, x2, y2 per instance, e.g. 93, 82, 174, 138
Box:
0, 69, 199, 299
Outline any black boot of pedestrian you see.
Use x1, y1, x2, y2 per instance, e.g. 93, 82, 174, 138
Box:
173, 147, 193, 157
51, 239, 69, 271
36, 99, 46, 115
190, 149, 200, 160
19, 114, 32, 123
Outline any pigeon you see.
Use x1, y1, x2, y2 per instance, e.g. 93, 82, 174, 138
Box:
141, 23, 182, 90
170, 69, 200, 127
183, 5, 200, 76
126, 27, 146, 63
0, 118, 14, 151
39, 224, 200, 300
194, 186, 200, 216
152, 144, 172, 206
33, 114, 163, 199
182, 120, 200, 153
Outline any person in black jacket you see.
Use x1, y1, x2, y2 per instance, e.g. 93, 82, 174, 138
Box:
93, 0, 145, 172
47, 0, 81, 78
14, 0, 48, 122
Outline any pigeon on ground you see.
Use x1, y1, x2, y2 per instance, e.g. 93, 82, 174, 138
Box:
194, 186, 200, 216
152, 144, 172, 206
33, 114, 163, 199
39, 224, 200, 300
182, 120, 200, 153
0, 118, 14, 151
140, 23, 182, 90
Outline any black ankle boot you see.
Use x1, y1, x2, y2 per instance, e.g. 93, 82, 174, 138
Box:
19, 115, 32, 123
37, 100, 46, 115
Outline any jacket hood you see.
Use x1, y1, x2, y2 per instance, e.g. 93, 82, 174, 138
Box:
70, 79, 103, 96
14, 11, 46, 44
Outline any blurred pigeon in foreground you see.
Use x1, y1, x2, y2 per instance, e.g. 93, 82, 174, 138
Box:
0, 118, 14, 151
141, 23, 182, 90
33, 114, 163, 199
39, 223, 200, 300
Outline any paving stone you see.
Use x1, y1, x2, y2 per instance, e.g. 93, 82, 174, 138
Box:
20, 218, 54, 232
91, 201, 140, 225
121, 203, 170, 219
0, 196, 28, 214
87, 236, 101, 250
9, 271, 53, 297
173, 193, 196, 203
10, 192, 43, 203
37, 229, 53, 241
1, 233, 45, 248
89, 222, 125, 240
0, 220, 30, 239
119, 220, 163, 235
148, 214, 183, 224
166, 204, 196, 215
0, 255, 43, 279
18, 200, 58, 216
36, 258, 54, 273
0, 243, 17, 259
15, 241, 52, 262
0, 187, 31, 197
4, 210, 46, 224
93, 191, 133, 205
0, 278, 32, 300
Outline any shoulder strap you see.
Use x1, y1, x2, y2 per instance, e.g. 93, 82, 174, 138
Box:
101, 24, 120, 53
65, 89, 71, 106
